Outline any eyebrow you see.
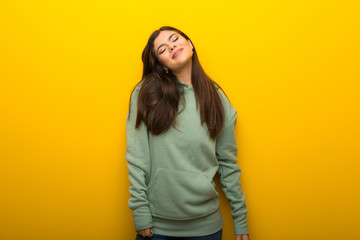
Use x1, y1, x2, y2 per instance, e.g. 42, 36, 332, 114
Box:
156, 33, 176, 53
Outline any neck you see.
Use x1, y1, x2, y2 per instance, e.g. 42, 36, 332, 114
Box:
172, 60, 192, 86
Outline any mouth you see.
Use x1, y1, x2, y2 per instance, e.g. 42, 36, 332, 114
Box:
172, 48, 183, 59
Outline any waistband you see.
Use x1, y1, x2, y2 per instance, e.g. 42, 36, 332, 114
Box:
152, 208, 224, 237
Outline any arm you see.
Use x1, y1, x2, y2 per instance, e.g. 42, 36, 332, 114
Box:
216, 91, 249, 235
125, 85, 153, 231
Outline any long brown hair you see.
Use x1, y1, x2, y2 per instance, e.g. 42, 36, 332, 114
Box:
129, 26, 229, 140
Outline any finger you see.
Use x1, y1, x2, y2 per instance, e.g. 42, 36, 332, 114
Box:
139, 230, 146, 237
242, 234, 250, 240
145, 228, 153, 237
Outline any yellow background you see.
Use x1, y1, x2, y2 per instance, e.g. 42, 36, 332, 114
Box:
1, 0, 359, 239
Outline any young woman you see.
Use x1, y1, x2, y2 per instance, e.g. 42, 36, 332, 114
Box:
126, 26, 250, 240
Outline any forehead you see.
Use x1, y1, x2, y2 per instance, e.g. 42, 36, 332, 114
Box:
153, 30, 178, 48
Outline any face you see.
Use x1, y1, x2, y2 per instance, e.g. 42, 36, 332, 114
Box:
153, 30, 194, 72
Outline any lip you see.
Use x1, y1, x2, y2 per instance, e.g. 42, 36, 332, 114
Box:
172, 48, 183, 59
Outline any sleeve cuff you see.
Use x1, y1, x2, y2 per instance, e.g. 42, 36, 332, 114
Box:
132, 207, 153, 231
234, 215, 249, 235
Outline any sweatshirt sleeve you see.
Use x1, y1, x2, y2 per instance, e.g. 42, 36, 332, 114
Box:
216, 91, 249, 235
125, 84, 153, 231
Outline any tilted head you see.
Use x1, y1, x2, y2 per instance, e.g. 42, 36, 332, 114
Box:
142, 26, 195, 78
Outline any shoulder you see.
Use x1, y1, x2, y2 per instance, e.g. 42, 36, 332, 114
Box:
212, 81, 236, 113
216, 87, 233, 111
131, 74, 158, 98
130, 80, 145, 100
216, 87, 238, 127
213, 82, 229, 104
134, 80, 144, 93
128, 81, 145, 113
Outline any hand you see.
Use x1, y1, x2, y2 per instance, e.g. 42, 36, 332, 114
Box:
137, 228, 153, 238
236, 234, 250, 240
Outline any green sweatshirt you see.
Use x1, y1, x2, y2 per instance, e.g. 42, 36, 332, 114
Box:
125, 79, 249, 236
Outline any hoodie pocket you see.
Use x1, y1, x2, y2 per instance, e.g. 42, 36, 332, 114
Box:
147, 168, 219, 220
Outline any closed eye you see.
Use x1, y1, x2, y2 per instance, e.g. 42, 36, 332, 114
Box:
159, 37, 179, 54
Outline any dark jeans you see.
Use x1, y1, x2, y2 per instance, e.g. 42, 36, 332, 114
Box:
135, 229, 222, 240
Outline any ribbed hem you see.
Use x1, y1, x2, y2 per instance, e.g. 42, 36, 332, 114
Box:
152, 208, 224, 237
234, 222, 249, 235
133, 209, 153, 231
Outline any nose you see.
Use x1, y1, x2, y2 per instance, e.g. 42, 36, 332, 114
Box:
170, 44, 176, 51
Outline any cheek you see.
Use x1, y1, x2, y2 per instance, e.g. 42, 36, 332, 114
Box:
159, 53, 172, 63
156, 55, 165, 64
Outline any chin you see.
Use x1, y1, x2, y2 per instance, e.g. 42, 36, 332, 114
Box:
175, 52, 192, 63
